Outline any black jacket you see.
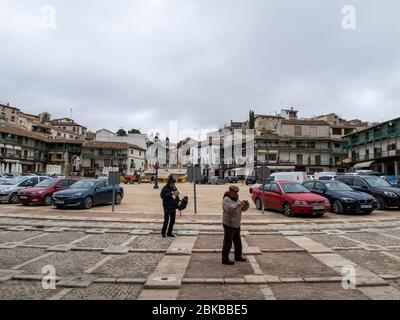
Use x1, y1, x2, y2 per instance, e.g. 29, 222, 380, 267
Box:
160, 184, 179, 213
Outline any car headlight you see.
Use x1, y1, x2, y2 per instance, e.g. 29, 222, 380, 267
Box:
342, 197, 356, 202
294, 200, 308, 206
384, 191, 398, 197
72, 193, 83, 198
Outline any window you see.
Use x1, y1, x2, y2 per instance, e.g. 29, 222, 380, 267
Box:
332, 128, 342, 135
139, 151, 142, 156
334, 143, 341, 148
270, 184, 280, 192
310, 126, 317, 137
387, 144, 397, 151
96, 181, 107, 189
314, 183, 326, 192
57, 180, 72, 188
315, 155, 321, 165
310, 142, 316, 149
11, 116, 15, 122
303, 181, 315, 190
338, 177, 354, 186
354, 178, 368, 189
294, 126, 302, 136
296, 154, 303, 165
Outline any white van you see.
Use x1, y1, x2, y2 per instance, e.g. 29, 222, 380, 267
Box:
268, 172, 309, 183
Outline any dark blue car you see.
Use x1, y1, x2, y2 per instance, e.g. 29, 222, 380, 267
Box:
52, 179, 124, 209
303, 180, 377, 214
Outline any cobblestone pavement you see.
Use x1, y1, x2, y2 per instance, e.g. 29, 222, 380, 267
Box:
2, 209, 400, 300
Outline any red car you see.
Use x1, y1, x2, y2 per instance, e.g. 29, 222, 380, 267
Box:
251, 181, 331, 217
18, 178, 78, 206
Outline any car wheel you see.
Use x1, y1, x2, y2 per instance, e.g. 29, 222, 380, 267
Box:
9, 193, 19, 204
283, 202, 294, 217
83, 196, 93, 209
43, 195, 53, 206
126, 181, 132, 185
375, 196, 386, 210
332, 200, 344, 214
255, 198, 262, 210
115, 193, 122, 205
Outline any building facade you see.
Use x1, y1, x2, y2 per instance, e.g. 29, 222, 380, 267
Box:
343, 117, 400, 175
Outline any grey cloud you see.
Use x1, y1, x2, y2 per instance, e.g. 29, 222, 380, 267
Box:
0, 0, 399, 140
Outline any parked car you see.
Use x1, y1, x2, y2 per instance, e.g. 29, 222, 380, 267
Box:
335, 175, 400, 210
268, 172, 309, 183
355, 170, 383, 176
52, 179, 124, 209
208, 176, 225, 185
387, 178, 400, 189
18, 178, 79, 206
0, 179, 7, 185
123, 175, 141, 184
50, 174, 66, 179
251, 181, 330, 217
97, 174, 108, 179
196, 176, 209, 184
318, 175, 337, 181
225, 176, 238, 183
0, 176, 48, 204
314, 172, 337, 180
245, 176, 257, 185
303, 180, 377, 214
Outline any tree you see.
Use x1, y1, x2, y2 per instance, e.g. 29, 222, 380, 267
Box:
116, 129, 127, 136
128, 129, 141, 134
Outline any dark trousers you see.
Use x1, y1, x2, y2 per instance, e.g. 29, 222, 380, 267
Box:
222, 224, 242, 260
162, 211, 176, 235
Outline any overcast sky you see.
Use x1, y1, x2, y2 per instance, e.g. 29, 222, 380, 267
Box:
1, 0, 399, 141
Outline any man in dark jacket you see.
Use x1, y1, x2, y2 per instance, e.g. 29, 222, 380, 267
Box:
160, 175, 179, 238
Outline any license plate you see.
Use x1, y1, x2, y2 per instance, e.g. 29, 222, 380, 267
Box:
55, 200, 65, 205
313, 206, 324, 210
19, 196, 28, 200
360, 205, 372, 209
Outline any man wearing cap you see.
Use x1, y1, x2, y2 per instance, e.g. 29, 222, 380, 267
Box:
160, 175, 180, 238
222, 185, 249, 265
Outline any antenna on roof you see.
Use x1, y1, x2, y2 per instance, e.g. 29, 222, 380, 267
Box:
70, 108, 73, 119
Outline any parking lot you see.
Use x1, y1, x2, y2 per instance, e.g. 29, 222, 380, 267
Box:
1, 183, 400, 223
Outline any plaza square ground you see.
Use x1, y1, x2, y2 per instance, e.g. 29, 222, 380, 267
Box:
1, 183, 400, 300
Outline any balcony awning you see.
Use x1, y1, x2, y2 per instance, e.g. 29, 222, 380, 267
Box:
353, 161, 375, 169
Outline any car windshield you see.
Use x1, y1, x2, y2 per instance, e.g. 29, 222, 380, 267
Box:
281, 184, 310, 194
70, 180, 96, 189
364, 177, 391, 187
2, 176, 26, 185
35, 179, 58, 187
324, 182, 353, 191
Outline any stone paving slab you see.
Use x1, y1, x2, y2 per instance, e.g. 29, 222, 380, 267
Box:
245, 235, 302, 251
57, 274, 98, 288
145, 255, 191, 289
256, 252, 338, 279
166, 236, 197, 256
185, 253, 254, 279
60, 283, 142, 300
269, 282, 369, 300
91, 253, 163, 278
0, 247, 47, 269
15, 251, 105, 276
177, 284, 265, 300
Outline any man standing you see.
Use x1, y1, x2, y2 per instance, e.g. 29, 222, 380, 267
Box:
160, 175, 179, 238
222, 185, 248, 265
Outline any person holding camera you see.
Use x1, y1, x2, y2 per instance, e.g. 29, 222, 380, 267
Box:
222, 185, 249, 265
160, 175, 180, 238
